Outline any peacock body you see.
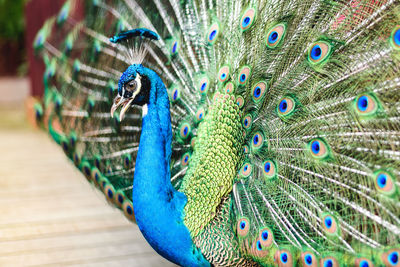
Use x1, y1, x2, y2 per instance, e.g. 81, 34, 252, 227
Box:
34, 0, 400, 266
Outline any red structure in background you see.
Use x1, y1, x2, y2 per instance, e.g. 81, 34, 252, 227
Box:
25, 0, 84, 97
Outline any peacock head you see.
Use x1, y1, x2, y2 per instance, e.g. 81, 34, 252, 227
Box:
111, 64, 150, 121
109, 28, 160, 121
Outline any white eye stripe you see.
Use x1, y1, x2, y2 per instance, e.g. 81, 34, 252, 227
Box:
131, 74, 142, 99
134, 74, 142, 94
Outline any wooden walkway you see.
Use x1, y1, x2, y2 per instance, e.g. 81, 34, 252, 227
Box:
0, 78, 176, 267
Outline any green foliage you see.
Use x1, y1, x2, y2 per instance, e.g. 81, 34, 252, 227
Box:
0, 0, 26, 39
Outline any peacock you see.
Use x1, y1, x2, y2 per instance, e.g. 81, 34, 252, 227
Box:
33, 0, 400, 266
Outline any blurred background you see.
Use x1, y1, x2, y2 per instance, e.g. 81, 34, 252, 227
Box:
0, 1, 175, 266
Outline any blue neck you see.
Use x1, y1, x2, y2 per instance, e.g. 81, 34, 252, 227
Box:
131, 66, 209, 267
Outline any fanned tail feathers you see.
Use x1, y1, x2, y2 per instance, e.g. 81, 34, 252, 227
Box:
34, 0, 400, 266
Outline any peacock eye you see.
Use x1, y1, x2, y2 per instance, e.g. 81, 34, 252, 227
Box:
354, 94, 378, 116
218, 65, 230, 83
390, 26, 400, 50
125, 80, 137, 92
259, 227, 273, 247
207, 23, 220, 44
236, 217, 250, 237
277, 96, 295, 116
266, 24, 286, 48
240, 7, 256, 31
308, 41, 332, 64
321, 214, 339, 236
373, 171, 396, 196
301, 252, 316, 266
263, 160, 277, 179
274, 250, 293, 266
309, 138, 330, 159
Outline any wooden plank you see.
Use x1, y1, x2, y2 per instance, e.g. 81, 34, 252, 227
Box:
0, 227, 138, 254
0, 240, 161, 266
0, 103, 177, 266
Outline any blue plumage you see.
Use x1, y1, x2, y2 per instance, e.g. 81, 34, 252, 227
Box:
126, 65, 209, 267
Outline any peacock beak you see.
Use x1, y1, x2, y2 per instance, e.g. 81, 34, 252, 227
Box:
110, 95, 134, 121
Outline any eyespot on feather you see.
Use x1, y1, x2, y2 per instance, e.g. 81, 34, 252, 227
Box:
81, 161, 92, 181
207, 23, 220, 44
381, 248, 399, 266
274, 249, 293, 267
122, 200, 135, 222
54, 94, 63, 114
114, 190, 125, 208
321, 257, 339, 267
251, 132, 264, 151
354, 94, 378, 116
57, 1, 70, 25
91, 167, 101, 185
64, 34, 74, 54
240, 162, 252, 177
199, 76, 209, 94
179, 123, 191, 139
237, 66, 251, 86
34, 103, 43, 123
321, 214, 339, 235
390, 25, 400, 50
224, 82, 234, 94
266, 24, 286, 48
123, 154, 132, 169
309, 138, 330, 159
44, 59, 56, 81
218, 65, 230, 83
240, 7, 256, 31
91, 40, 101, 60
277, 97, 295, 116
98, 175, 108, 190
33, 28, 47, 50
171, 40, 179, 55
103, 183, 116, 203
355, 257, 374, 267
252, 81, 267, 102
250, 238, 269, 258
373, 170, 396, 196
242, 114, 252, 130
86, 97, 95, 115
72, 59, 81, 78
258, 227, 274, 248
263, 160, 277, 179
237, 217, 250, 237
170, 86, 180, 103
94, 155, 101, 169
308, 41, 332, 64
73, 152, 81, 166
256, 240, 262, 251
196, 108, 205, 122
236, 96, 245, 108
301, 251, 318, 267
181, 152, 190, 167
